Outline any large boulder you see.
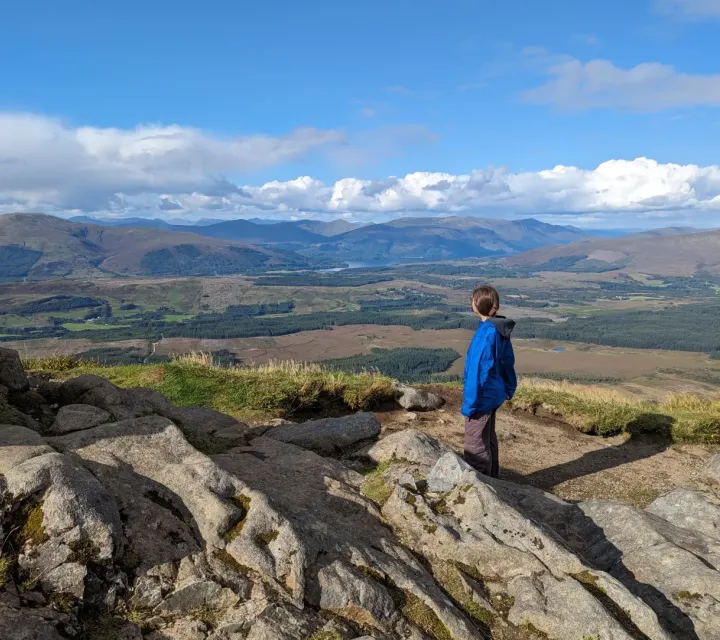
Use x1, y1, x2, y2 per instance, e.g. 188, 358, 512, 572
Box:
57, 374, 125, 411
1, 426, 125, 607
56, 379, 249, 447
393, 383, 445, 411
264, 412, 381, 455
366, 428, 452, 469
0, 347, 29, 392
48, 404, 111, 435
47, 416, 249, 550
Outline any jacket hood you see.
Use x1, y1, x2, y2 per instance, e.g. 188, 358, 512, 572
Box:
488, 315, 516, 339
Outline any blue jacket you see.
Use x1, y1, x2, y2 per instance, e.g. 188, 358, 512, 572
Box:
462, 316, 517, 417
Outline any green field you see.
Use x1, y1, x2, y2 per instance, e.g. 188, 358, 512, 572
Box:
62, 322, 130, 332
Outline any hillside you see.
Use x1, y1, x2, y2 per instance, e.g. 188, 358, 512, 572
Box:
293, 218, 363, 236
171, 218, 327, 247
508, 227, 720, 275
296, 216, 587, 262
69, 215, 363, 239
0, 213, 320, 280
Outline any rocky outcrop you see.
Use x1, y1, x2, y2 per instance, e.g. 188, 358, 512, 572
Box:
367, 428, 452, 467
48, 404, 111, 434
1, 352, 719, 639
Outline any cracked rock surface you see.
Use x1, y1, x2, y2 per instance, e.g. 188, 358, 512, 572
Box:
0, 351, 719, 639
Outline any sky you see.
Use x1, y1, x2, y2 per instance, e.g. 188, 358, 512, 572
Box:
2, 0, 720, 228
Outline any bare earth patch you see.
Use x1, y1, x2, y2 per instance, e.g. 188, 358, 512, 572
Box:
376, 386, 716, 507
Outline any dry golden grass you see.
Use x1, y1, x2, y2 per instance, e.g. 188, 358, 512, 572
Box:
512, 377, 720, 442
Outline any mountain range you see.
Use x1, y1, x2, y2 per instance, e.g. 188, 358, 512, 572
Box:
68, 214, 589, 262
2, 212, 715, 280
0, 214, 323, 280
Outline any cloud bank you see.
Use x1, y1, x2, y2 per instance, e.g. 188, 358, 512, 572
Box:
2, 113, 720, 227
0, 113, 343, 211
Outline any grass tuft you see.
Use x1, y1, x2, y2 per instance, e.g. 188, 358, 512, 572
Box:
359, 460, 396, 506
309, 632, 343, 640
401, 591, 453, 640
22, 353, 89, 372
0, 554, 13, 587
432, 561, 495, 628
20, 502, 49, 547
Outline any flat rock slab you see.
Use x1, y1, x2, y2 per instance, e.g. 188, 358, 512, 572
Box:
49, 404, 111, 434
264, 412, 381, 455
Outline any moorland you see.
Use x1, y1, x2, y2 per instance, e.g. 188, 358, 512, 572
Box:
2, 211, 720, 398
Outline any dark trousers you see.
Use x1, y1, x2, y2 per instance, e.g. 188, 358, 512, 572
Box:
464, 411, 499, 478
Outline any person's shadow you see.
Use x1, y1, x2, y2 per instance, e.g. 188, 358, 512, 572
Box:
502, 412, 675, 491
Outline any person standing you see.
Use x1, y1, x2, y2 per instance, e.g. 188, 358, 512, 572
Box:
461, 285, 517, 477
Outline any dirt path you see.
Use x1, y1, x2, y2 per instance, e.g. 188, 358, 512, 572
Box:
376, 386, 716, 507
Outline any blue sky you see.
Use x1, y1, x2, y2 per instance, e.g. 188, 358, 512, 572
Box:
2, 0, 720, 227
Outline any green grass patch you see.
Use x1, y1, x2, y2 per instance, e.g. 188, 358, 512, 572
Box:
511, 379, 720, 443
26, 355, 396, 421
163, 313, 195, 322
62, 322, 129, 331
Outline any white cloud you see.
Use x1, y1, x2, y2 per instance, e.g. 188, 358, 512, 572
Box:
2, 113, 720, 227
129, 158, 720, 228
0, 113, 343, 211
522, 57, 720, 111
654, 0, 720, 19
228, 159, 720, 223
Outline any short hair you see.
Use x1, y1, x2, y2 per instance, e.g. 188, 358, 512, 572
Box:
472, 285, 500, 316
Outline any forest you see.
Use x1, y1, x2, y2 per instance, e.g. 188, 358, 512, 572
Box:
4, 295, 107, 315
515, 302, 720, 353
321, 347, 461, 383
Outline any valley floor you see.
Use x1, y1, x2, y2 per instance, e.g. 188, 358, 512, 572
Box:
378, 385, 716, 507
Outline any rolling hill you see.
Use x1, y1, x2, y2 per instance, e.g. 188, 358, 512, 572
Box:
295, 216, 588, 262
0, 214, 321, 280
507, 227, 720, 275
172, 219, 327, 247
